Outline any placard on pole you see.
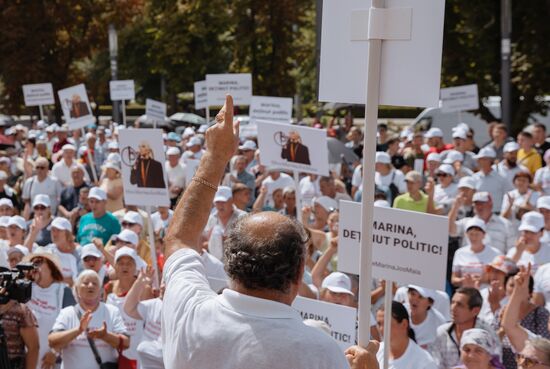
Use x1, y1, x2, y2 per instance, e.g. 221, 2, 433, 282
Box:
318, 0, 445, 364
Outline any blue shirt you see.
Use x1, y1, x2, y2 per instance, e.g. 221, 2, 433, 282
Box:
77, 212, 121, 245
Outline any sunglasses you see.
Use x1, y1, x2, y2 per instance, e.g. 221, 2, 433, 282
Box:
121, 222, 136, 227
516, 353, 550, 368
437, 173, 450, 177
33, 205, 47, 210
35, 166, 47, 170
83, 256, 99, 262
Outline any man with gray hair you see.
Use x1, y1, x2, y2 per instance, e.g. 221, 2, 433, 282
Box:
21, 157, 63, 218
162, 95, 378, 369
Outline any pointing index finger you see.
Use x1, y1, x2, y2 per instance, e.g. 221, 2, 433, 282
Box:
223, 94, 234, 130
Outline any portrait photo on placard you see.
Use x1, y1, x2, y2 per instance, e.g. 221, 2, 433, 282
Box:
257, 121, 329, 176
57, 83, 94, 129
118, 128, 170, 207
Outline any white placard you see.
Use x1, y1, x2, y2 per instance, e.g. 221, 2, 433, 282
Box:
110, 80, 135, 101
318, 0, 445, 107
256, 121, 329, 176
57, 84, 95, 129
145, 99, 167, 124
206, 73, 252, 107
22, 83, 55, 106
250, 96, 293, 124
194, 80, 208, 110
118, 129, 170, 207
440, 84, 479, 113
292, 296, 357, 351
338, 201, 448, 290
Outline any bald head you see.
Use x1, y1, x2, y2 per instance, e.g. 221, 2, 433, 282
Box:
224, 212, 307, 294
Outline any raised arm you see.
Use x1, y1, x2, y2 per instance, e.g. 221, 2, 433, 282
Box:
165, 95, 239, 259
502, 264, 531, 352
124, 268, 154, 320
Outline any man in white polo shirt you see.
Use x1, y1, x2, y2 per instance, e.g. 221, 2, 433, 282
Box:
51, 144, 90, 187
472, 147, 509, 213
162, 95, 378, 369
493, 141, 529, 185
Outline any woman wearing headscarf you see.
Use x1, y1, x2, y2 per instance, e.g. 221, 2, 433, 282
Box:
457, 328, 505, 369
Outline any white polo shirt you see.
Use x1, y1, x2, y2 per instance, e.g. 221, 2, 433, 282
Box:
506, 242, 550, 274
51, 160, 90, 187
473, 170, 509, 212
162, 248, 349, 369
377, 341, 438, 369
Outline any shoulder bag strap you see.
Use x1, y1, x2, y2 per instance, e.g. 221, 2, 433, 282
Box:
74, 306, 103, 366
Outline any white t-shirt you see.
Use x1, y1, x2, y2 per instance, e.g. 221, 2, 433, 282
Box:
52, 303, 127, 369
452, 245, 502, 277
47, 244, 78, 281
375, 169, 407, 194
299, 176, 321, 206
51, 160, 90, 187
137, 298, 163, 342
406, 306, 446, 349
534, 263, 550, 311
500, 189, 540, 229
151, 210, 174, 233
434, 183, 458, 215
165, 161, 187, 199
106, 292, 144, 360
262, 173, 295, 207
377, 340, 438, 369
534, 166, 550, 196
22, 175, 63, 214
162, 248, 349, 369
27, 282, 66, 367
507, 242, 550, 274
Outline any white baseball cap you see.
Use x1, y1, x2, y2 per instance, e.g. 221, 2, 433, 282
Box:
0, 216, 10, 227
8, 216, 27, 230
7, 245, 29, 257
114, 229, 139, 246
0, 198, 14, 208
214, 186, 233, 203
186, 136, 202, 147
519, 211, 545, 233
375, 152, 391, 164
503, 141, 520, 153
32, 194, 51, 208
62, 144, 76, 152
114, 246, 139, 263
108, 141, 119, 150
408, 285, 436, 300
80, 244, 103, 260
50, 217, 72, 232
182, 127, 195, 138
122, 211, 143, 227
424, 127, 444, 138
374, 200, 390, 208
452, 129, 468, 140
107, 153, 121, 163
426, 152, 442, 162
321, 272, 354, 296
239, 140, 257, 151
88, 187, 107, 201
166, 147, 181, 156
314, 196, 339, 212
445, 150, 464, 163
465, 217, 487, 233
102, 161, 121, 173
537, 196, 550, 210
475, 147, 496, 159
437, 164, 455, 176
473, 191, 491, 203
458, 176, 476, 189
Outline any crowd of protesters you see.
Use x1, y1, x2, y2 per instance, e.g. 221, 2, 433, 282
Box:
1, 101, 550, 369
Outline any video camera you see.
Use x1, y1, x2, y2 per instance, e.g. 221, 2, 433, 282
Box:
0, 263, 34, 305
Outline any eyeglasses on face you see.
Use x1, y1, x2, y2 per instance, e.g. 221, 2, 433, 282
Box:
516, 353, 550, 368
35, 166, 47, 170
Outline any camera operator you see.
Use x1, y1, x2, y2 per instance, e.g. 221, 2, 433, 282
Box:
0, 282, 39, 369
25, 249, 75, 369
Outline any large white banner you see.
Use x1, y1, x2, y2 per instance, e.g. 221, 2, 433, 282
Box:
22, 83, 55, 106
58, 84, 95, 130
194, 80, 208, 110
256, 121, 329, 176
318, 0, 445, 107
118, 129, 170, 207
110, 80, 135, 101
250, 96, 293, 124
338, 201, 448, 290
440, 84, 479, 113
206, 73, 252, 107
292, 296, 357, 350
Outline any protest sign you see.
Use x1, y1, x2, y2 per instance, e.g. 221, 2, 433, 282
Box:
338, 200, 448, 290
206, 73, 252, 107
318, 0, 445, 108
256, 121, 329, 176
440, 84, 479, 113
250, 96, 293, 124
22, 83, 55, 106
110, 80, 135, 101
194, 80, 208, 110
145, 99, 167, 125
118, 129, 170, 207
58, 84, 95, 130
292, 296, 357, 351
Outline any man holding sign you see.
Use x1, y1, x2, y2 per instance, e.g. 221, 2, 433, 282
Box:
162, 95, 378, 369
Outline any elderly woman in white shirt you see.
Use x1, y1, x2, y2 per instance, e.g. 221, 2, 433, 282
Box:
49, 270, 129, 369
501, 171, 540, 229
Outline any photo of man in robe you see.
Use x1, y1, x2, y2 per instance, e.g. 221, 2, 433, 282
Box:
281, 130, 311, 165
130, 141, 166, 188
